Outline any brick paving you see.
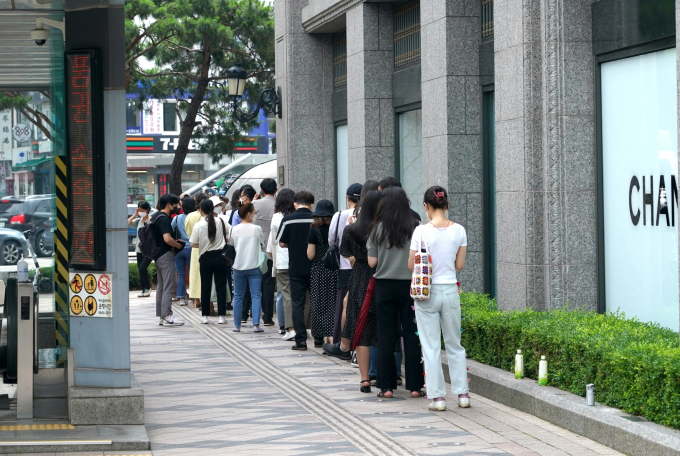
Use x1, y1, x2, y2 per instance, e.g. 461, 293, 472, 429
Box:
128, 292, 623, 456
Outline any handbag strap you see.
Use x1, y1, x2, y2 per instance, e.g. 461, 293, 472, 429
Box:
219, 217, 228, 244
333, 211, 341, 245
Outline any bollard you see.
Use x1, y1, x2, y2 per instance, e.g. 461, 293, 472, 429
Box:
586, 384, 595, 406
538, 356, 548, 386
515, 350, 524, 379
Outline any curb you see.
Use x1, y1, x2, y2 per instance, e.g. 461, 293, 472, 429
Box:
442, 353, 680, 456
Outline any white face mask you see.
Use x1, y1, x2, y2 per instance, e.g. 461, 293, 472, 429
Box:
213, 207, 220, 214
139, 212, 147, 217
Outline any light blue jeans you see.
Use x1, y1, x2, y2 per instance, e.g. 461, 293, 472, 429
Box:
174, 247, 191, 298
369, 346, 402, 378
233, 268, 262, 327
276, 282, 285, 327
414, 283, 468, 399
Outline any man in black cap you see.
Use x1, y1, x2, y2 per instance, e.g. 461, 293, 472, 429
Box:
328, 183, 362, 348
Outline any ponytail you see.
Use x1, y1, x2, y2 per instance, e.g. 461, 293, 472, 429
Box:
199, 199, 217, 243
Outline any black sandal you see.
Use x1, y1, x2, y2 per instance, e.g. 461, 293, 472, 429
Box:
377, 389, 393, 398
360, 380, 371, 393
410, 390, 426, 398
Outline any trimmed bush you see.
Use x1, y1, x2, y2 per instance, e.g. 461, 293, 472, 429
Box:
460, 292, 680, 429
128, 262, 156, 290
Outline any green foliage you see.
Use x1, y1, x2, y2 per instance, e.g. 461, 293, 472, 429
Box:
125, 0, 275, 193
460, 292, 680, 429
128, 262, 156, 290
0, 93, 30, 111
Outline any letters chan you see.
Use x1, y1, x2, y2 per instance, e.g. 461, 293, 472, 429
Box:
629, 175, 678, 227
68, 272, 114, 318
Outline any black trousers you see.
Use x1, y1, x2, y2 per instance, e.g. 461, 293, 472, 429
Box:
136, 252, 152, 291
289, 274, 311, 345
333, 286, 348, 343
261, 259, 275, 321
374, 279, 423, 392
199, 250, 228, 317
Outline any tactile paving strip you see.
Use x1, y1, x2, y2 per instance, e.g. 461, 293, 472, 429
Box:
175, 306, 418, 456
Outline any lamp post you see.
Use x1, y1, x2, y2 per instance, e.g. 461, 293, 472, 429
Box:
226, 63, 281, 122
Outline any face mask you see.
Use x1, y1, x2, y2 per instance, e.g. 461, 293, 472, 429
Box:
138, 212, 147, 218
213, 208, 220, 214
173, 207, 181, 215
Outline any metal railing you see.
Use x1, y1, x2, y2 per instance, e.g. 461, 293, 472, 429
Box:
482, 0, 494, 37
333, 32, 347, 87
394, 0, 421, 67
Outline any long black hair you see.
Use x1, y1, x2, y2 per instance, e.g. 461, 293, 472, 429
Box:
275, 188, 295, 215
199, 199, 217, 243
181, 197, 196, 215
368, 187, 417, 249
352, 190, 382, 243
230, 189, 241, 210
354, 180, 379, 215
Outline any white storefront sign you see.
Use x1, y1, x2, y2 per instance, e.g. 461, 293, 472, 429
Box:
12, 123, 31, 143
0, 109, 10, 159
142, 99, 163, 134
601, 48, 678, 331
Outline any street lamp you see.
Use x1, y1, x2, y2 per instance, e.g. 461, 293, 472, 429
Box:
226, 63, 282, 122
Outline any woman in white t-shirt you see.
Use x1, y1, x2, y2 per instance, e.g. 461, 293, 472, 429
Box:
229, 202, 264, 333
189, 199, 230, 325
408, 186, 469, 412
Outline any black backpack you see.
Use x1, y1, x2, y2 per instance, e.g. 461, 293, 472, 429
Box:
138, 212, 167, 260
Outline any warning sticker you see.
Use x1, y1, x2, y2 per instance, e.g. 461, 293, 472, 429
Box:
69, 272, 114, 318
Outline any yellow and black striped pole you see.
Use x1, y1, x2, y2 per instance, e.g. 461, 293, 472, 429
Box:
54, 156, 69, 364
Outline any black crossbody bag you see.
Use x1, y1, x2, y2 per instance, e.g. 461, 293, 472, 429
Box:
322, 212, 341, 270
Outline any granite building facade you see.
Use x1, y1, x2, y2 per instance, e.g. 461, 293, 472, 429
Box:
275, 0, 679, 331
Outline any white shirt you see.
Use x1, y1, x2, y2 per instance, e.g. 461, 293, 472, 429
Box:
229, 223, 263, 271
267, 212, 289, 273
329, 208, 354, 270
410, 223, 467, 284
189, 216, 229, 257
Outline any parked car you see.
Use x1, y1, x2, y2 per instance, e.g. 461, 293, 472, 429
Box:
0, 228, 29, 265
0, 195, 54, 257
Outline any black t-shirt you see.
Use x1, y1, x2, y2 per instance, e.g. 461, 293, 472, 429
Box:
278, 208, 314, 276
152, 212, 173, 258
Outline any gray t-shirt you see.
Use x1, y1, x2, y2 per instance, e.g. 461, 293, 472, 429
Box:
366, 224, 413, 280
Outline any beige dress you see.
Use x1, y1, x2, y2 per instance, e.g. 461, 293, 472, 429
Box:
185, 211, 203, 300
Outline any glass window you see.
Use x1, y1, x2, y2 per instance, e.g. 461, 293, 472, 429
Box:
398, 109, 423, 219
601, 47, 678, 331
483, 91, 496, 298
126, 101, 140, 127
336, 125, 349, 209
163, 102, 177, 131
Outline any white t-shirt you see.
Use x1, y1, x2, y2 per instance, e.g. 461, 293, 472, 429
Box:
267, 212, 289, 272
229, 223, 263, 271
189, 216, 229, 257
410, 223, 467, 284
329, 208, 354, 270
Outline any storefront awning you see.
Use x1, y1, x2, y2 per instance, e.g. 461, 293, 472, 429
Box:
12, 157, 51, 172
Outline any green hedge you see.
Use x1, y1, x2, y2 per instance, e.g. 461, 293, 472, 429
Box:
128, 262, 156, 290
460, 292, 680, 429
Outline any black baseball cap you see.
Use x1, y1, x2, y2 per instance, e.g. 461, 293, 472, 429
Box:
346, 183, 362, 197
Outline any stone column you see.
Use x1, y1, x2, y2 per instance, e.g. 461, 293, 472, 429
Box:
275, 0, 336, 201
420, 0, 483, 292
346, 2, 394, 184
676, 0, 680, 340
494, 0, 597, 311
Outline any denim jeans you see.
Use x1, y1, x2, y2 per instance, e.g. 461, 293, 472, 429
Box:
415, 283, 468, 398
174, 247, 191, 298
369, 346, 402, 378
233, 268, 262, 327
276, 282, 285, 327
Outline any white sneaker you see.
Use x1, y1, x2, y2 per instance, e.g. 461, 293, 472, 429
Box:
179, 298, 188, 306
159, 317, 164, 326
429, 399, 447, 411
282, 330, 296, 341
138, 289, 151, 298
217, 316, 227, 324
200, 316, 209, 324
458, 394, 471, 408
163, 315, 185, 326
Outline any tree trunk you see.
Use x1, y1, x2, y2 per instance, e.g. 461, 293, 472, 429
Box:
169, 47, 211, 196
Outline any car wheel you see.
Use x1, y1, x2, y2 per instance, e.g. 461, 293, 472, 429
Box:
34, 230, 52, 257
1, 241, 22, 266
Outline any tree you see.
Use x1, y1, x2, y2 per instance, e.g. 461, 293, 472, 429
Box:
125, 0, 275, 195
0, 92, 54, 141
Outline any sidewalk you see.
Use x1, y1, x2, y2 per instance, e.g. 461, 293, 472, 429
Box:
129, 292, 623, 456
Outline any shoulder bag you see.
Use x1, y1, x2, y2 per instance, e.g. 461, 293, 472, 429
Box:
322, 212, 341, 270
220, 219, 236, 266
410, 226, 432, 301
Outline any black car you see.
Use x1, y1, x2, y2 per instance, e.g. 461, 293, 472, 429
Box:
0, 195, 54, 257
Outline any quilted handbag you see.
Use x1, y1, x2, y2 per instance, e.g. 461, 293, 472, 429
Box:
410, 230, 432, 301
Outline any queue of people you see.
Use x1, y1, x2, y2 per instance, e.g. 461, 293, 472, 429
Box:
129, 176, 470, 411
